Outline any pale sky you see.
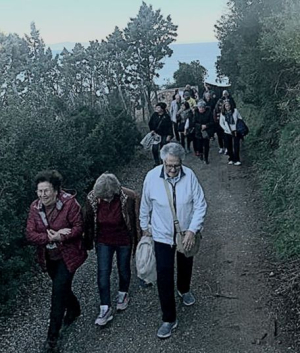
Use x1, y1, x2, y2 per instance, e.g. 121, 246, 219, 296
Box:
0, 0, 228, 46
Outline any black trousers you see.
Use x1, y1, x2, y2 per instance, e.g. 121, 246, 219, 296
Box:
152, 136, 168, 165
47, 259, 80, 341
154, 241, 194, 322
225, 134, 241, 162
194, 138, 210, 161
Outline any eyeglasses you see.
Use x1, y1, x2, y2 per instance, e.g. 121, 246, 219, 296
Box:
165, 164, 181, 170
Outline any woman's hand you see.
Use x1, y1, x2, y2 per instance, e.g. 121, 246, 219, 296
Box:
201, 124, 207, 130
182, 230, 195, 251
166, 135, 172, 142
47, 228, 71, 242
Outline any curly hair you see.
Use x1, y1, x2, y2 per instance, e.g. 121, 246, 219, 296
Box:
34, 170, 63, 192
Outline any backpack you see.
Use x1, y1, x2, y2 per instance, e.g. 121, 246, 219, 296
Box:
236, 118, 249, 137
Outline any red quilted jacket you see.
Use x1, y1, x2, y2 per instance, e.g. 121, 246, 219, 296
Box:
26, 190, 87, 273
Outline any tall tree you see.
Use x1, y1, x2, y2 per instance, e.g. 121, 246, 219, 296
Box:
124, 2, 177, 115
172, 60, 207, 90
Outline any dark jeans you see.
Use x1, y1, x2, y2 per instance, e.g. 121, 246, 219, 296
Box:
225, 134, 241, 162
180, 132, 186, 149
154, 241, 194, 322
194, 138, 210, 162
173, 122, 180, 141
47, 259, 79, 341
216, 125, 225, 149
96, 243, 132, 306
152, 135, 168, 165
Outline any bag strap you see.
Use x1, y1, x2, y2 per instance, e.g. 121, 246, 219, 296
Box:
163, 179, 182, 233
156, 115, 165, 131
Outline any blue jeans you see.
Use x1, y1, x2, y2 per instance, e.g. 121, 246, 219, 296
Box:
96, 244, 132, 306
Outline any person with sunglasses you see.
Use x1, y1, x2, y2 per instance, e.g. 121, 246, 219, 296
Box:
139, 143, 207, 339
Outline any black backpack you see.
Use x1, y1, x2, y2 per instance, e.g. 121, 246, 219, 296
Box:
236, 118, 249, 137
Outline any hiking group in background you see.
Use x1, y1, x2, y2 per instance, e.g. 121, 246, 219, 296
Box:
149, 82, 246, 167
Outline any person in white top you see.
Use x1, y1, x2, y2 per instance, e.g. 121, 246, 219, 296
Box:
139, 142, 207, 339
219, 100, 243, 166
169, 94, 181, 141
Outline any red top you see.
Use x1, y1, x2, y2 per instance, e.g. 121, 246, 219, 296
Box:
96, 196, 130, 246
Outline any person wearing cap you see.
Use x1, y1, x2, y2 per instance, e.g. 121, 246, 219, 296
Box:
84, 173, 141, 327
148, 102, 173, 166
193, 101, 215, 164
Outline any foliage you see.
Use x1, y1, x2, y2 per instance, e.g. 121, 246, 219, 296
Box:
215, 0, 300, 258
171, 60, 207, 90
1, 2, 178, 311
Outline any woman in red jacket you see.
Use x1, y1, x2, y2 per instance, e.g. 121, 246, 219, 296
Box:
26, 170, 87, 353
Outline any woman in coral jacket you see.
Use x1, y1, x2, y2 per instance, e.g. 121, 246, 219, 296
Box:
26, 170, 87, 353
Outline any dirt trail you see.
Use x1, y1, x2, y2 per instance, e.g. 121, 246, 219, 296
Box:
0, 140, 295, 353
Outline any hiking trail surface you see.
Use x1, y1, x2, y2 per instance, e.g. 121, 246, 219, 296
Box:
0, 141, 296, 353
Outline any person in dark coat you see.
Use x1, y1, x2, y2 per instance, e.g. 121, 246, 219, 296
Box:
26, 170, 87, 353
148, 102, 173, 166
193, 101, 215, 164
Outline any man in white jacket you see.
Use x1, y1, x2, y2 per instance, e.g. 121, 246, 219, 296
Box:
139, 142, 207, 339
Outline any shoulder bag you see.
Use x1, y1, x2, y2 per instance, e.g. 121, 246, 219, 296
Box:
163, 179, 201, 258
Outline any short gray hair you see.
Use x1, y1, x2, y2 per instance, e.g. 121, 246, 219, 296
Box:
93, 173, 121, 199
160, 143, 186, 162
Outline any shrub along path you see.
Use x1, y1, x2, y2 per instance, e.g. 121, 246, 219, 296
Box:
0, 140, 296, 353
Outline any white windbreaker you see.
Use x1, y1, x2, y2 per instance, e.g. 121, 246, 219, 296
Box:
139, 165, 207, 246
219, 108, 242, 135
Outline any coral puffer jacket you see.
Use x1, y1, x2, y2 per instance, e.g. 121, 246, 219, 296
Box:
26, 191, 87, 273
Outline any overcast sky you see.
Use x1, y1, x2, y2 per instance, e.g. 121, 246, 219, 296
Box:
0, 0, 228, 45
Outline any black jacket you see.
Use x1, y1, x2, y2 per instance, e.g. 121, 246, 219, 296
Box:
148, 112, 173, 137
193, 107, 214, 139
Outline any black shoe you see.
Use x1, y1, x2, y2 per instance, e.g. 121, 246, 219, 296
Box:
199, 153, 204, 161
63, 307, 81, 327
44, 339, 60, 353
204, 160, 209, 165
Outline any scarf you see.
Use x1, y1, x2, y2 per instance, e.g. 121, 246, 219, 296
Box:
225, 111, 235, 125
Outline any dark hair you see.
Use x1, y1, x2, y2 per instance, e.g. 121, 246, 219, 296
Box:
34, 170, 63, 192
156, 102, 167, 111
215, 99, 224, 114
183, 101, 190, 109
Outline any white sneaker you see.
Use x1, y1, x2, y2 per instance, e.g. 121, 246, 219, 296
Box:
234, 161, 242, 166
218, 148, 224, 154
95, 305, 113, 326
228, 161, 233, 165
116, 291, 130, 311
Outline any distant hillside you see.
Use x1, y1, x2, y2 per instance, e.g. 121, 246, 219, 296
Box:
49, 42, 223, 86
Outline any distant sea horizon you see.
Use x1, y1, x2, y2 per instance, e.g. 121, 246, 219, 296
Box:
50, 41, 227, 87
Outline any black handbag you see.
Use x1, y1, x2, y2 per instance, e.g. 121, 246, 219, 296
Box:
236, 118, 249, 137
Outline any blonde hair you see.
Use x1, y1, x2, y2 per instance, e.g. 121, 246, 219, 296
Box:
93, 173, 121, 199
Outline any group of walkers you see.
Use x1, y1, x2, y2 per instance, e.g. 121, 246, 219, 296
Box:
149, 84, 244, 166
26, 141, 207, 352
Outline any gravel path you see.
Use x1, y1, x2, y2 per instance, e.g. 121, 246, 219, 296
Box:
0, 140, 296, 353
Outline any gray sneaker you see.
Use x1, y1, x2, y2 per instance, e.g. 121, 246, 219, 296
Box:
116, 292, 130, 311
95, 306, 113, 326
157, 320, 178, 338
178, 291, 195, 306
